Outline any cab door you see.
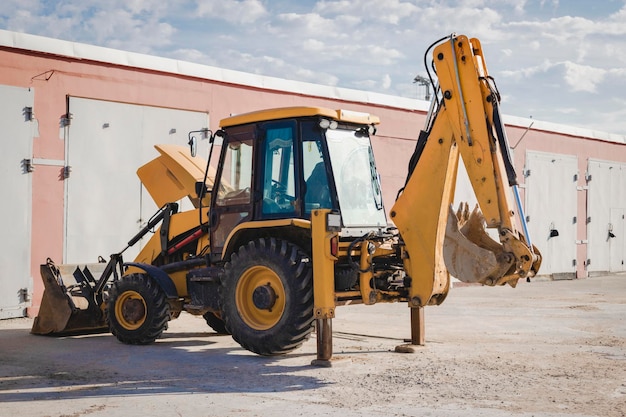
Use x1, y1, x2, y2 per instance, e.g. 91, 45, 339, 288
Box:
210, 125, 255, 255
258, 121, 299, 218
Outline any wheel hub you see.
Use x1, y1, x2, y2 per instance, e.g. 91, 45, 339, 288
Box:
121, 297, 146, 324
252, 284, 277, 310
235, 265, 286, 330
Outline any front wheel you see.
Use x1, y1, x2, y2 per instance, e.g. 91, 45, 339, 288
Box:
220, 238, 314, 356
106, 273, 170, 344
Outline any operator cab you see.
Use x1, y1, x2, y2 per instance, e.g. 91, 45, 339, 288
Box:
208, 107, 386, 253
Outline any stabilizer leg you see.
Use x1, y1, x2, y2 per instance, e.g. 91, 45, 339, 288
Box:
311, 318, 333, 367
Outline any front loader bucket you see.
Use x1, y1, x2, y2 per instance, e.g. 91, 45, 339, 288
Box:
31, 261, 108, 335
443, 204, 515, 286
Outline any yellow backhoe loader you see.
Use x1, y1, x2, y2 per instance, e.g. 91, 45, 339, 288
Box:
32, 34, 541, 363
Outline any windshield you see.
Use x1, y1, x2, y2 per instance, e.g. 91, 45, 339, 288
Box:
326, 128, 387, 230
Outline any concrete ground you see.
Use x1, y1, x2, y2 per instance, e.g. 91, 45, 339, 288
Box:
1, 274, 625, 417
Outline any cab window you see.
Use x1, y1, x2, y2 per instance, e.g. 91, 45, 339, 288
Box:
215, 137, 253, 206
261, 124, 296, 215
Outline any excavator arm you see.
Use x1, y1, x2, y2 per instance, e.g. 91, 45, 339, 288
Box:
390, 34, 541, 307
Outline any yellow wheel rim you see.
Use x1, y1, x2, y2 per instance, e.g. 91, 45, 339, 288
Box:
236, 266, 285, 331
115, 290, 147, 330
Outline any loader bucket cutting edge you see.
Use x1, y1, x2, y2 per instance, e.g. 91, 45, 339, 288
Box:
443, 205, 514, 286
31, 262, 108, 336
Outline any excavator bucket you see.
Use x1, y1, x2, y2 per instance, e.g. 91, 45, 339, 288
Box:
443, 204, 517, 286
31, 260, 108, 335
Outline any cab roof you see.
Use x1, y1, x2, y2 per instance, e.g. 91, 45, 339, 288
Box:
220, 106, 380, 128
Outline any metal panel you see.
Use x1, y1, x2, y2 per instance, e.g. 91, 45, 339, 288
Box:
587, 160, 626, 273
0, 85, 34, 318
65, 98, 208, 263
525, 151, 578, 277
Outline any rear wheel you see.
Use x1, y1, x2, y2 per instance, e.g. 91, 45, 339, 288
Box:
203, 311, 229, 334
106, 273, 170, 344
220, 238, 314, 355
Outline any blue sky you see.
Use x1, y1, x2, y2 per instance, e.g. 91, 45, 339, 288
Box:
2, 0, 626, 134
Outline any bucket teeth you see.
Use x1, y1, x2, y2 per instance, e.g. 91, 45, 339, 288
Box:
443, 204, 514, 285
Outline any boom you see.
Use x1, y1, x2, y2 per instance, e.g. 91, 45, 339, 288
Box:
391, 34, 541, 307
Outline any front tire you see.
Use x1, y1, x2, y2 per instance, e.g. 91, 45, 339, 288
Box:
106, 273, 170, 344
220, 238, 314, 356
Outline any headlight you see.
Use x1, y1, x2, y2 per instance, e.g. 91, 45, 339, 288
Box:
319, 118, 338, 130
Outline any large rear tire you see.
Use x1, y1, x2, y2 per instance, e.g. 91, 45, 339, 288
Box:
220, 238, 314, 356
106, 273, 170, 344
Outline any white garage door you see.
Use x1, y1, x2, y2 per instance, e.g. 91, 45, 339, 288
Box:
587, 159, 626, 273
64, 97, 208, 263
0, 85, 34, 318
525, 151, 578, 278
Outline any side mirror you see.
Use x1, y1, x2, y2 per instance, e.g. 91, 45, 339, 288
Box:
188, 136, 198, 157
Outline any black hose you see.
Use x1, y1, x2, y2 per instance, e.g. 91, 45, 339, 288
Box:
347, 232, 376, 273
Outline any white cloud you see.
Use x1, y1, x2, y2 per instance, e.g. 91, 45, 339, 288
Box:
313, 0, 419, 24
563, 62, 605, 93
351, 79, 378, 90
86, 8, 175, 52
302, 38, 326, 53
381, 74, 391, 90
274, 12, 342, 37
195, 0, 267, 24
1, 0, 626, 133
553, 107, 579, 115
0, 0, 38, 14
500, 59, 556, 81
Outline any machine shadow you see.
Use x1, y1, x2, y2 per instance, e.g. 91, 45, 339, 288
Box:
0, 327, 329, 403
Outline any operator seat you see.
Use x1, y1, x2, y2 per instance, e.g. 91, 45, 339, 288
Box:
305, 162, 332, 210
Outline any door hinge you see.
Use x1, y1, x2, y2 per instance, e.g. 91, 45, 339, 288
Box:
18, 288, 30, 303
60, 113, 73, 127
22, 158, 34, 173
23, 106, 34, 121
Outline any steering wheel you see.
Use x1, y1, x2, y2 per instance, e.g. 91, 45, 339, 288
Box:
271, 180, 287, 198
